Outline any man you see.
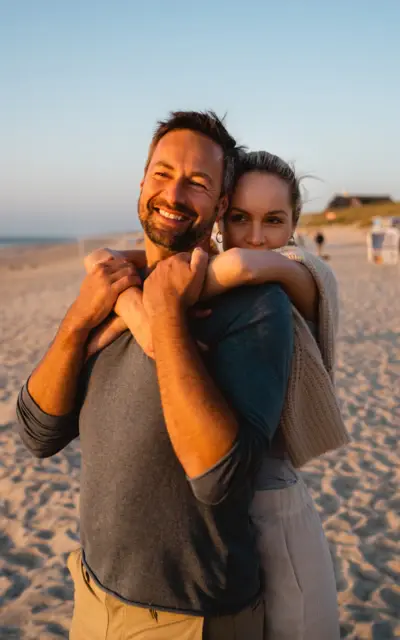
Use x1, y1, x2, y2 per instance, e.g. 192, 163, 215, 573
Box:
17, 111, 293, 639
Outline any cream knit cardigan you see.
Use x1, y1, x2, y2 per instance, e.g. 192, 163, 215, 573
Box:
275, 246, 350, 468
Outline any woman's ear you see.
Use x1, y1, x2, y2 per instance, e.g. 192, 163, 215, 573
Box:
217, 218, 225, 234
217, 195, 228, 221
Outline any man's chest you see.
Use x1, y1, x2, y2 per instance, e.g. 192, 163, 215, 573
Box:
79, 333, 170, 457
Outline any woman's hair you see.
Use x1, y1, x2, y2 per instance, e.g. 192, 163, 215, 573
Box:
234, 150, 302, 227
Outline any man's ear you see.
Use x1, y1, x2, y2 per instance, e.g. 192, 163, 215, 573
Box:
217, 195, 228, 220
140, 178, 144, 189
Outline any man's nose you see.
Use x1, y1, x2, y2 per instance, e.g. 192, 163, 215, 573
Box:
162, 178, 187, 206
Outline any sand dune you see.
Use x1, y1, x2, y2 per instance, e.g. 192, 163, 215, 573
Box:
0, 228, 399, 639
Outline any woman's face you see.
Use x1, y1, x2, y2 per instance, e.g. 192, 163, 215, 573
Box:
222, 172, 294, 251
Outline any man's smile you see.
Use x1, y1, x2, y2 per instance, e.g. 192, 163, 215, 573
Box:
152, 206, 194, 226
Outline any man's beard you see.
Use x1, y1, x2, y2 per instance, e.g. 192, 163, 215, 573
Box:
138, 196, 217, 252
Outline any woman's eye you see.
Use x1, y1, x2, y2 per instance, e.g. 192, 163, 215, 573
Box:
266, 217, 282, 225
229, 214, 247, 223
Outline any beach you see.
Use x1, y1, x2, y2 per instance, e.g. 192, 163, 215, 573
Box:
0, 227, 399, 639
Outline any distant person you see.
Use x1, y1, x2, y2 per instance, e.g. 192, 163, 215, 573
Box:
314, 230, 325, 256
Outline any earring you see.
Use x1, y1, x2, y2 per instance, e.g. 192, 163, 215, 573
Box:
216, 231, 223, 243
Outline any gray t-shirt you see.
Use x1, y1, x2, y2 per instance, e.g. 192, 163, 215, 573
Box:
17, 283, 293, 616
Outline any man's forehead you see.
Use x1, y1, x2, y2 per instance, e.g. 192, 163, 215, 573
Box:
151, 129, 224, 167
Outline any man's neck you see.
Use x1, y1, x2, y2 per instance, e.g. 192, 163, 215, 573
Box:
144, 236, 212, 271
144, 237, 175, 271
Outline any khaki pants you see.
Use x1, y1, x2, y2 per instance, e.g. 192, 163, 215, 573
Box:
68, 549, 264, 640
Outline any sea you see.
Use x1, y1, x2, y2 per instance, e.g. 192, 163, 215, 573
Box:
0, 236, 74, 250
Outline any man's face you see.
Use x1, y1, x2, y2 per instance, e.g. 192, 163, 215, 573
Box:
139, 129, 226, 252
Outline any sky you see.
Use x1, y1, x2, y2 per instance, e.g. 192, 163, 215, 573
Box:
1, 0, 399, 237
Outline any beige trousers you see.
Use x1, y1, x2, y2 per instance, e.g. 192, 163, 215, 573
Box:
67, 548, 264, 640
250, 476, 340, 640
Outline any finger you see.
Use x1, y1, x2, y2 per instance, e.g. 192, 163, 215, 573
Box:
94, 248, 125, 264
108, 258, 141, 280
144, 347, 155, 360
84, 248, 114, 272
196, 340, 209, 352
191, 308, 212, 318
189, 248, 208, 291
173, 252, 191, 264
190, 247, 208, 274
94, 255, 133, 275
111, 274, 140, 295
105, 256, 135, 271
109, 265, 140, 285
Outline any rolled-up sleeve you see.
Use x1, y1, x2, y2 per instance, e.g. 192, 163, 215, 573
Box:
189, 283, 293, 504
16, 383, 79, 458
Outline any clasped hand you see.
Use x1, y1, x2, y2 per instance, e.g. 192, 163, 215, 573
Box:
84, 247, 209, 359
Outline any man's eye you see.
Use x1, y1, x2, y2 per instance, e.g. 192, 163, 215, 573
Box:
190, 180, 206, 189
155, 171, 168, 178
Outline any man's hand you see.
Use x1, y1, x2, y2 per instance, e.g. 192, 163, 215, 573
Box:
143, 248, 209, 320
67, 257, 140, 332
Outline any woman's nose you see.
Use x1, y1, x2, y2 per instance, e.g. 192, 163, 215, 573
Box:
248, 224, 265, 246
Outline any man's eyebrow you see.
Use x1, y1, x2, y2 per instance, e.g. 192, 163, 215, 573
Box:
153, 161, 174, 171
153, 161, 213, 184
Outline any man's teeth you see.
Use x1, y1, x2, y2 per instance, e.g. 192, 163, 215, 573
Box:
158, 209, 186, 221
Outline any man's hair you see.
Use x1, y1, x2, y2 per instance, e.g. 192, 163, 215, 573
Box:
234, 150, 303, 226
144, 111, 238, 197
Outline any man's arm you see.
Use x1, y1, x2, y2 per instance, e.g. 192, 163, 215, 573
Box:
27, 257, 137, 414
151, 309, 239, 478
144, 251, 293, 504
17, 258, 138, 457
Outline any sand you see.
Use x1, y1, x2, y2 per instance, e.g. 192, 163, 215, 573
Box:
0, 228, 399, 639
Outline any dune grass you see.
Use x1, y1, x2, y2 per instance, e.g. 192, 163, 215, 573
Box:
299, 202, 400, 228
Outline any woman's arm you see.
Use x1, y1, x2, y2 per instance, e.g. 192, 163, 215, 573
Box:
84, 244, 318, 358
202, 248, 318, 322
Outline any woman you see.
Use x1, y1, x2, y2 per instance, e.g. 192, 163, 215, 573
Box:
85, 151, 348, 639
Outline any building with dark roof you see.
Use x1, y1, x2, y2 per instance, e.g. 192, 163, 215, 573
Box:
325, 194, 393, 211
